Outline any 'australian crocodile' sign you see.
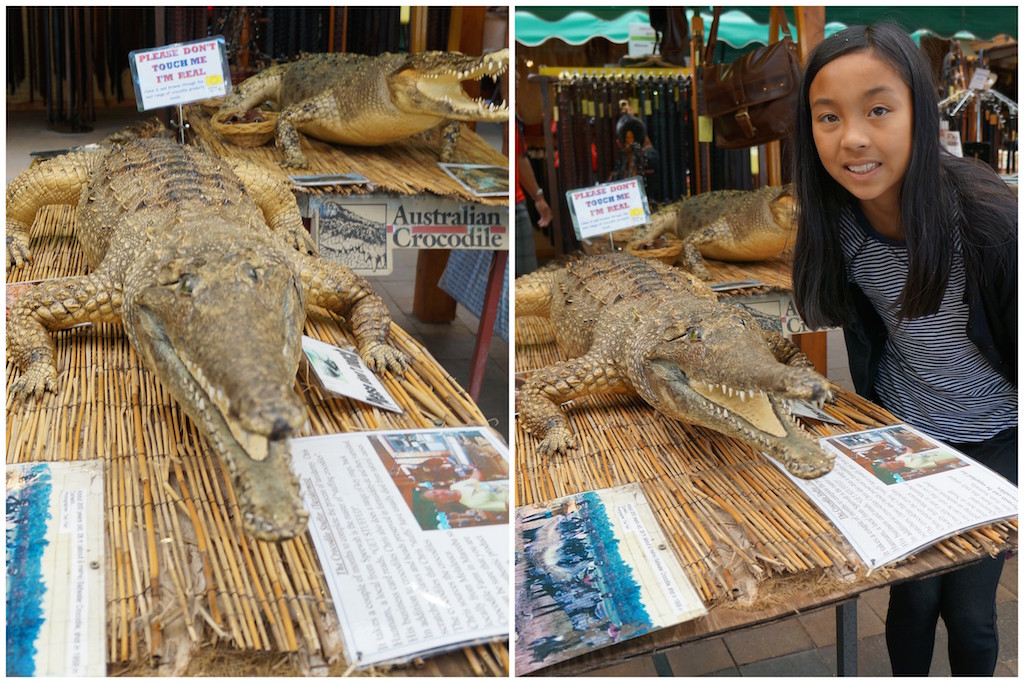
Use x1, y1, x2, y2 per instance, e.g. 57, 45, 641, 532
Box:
310, 194, 508, 275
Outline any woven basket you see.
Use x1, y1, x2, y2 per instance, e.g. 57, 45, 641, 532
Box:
211, 110, 277, 147
625, 235, 683, 265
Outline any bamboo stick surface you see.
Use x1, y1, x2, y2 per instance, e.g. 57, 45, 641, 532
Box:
515, 313, 1016, 676
6, 205, 508, 676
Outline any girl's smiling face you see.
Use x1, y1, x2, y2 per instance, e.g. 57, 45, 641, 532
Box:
809, 49, 914, 237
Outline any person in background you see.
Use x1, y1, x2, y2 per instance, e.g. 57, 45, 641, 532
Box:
515, 113, 552, 277
791, 24, 1016, 676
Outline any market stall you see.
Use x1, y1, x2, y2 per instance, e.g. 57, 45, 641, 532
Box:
513, 5, 1018, 676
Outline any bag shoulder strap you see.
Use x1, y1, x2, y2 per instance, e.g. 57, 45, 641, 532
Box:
703, 6, 722, 64
705, 6, 792, 63
769, 7, 793, 43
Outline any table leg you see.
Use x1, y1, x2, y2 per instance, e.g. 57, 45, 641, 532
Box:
652, 651, 675, 676
467, 250, 506, 401
836, 600, 858, 676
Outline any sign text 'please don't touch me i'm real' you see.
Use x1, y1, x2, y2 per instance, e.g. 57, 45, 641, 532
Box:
129, 36, 231, 111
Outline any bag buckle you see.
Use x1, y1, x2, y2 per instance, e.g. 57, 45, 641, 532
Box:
735, 109, 756, 138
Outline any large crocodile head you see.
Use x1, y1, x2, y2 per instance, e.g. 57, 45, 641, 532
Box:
387, 48, 510, 123
122, 225, 310, 539
627, 301, 834, 479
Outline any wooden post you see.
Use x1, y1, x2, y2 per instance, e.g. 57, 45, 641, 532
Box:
411, 6, 486, 323
790, 6, 830, 376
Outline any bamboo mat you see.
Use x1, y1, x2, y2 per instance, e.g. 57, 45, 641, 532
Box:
185, 105, 508, 207
6, 206, 508, 677
515, 315, 1017, 610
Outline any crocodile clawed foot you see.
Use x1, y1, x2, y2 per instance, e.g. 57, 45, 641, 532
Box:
289, 227, 318, 257
7, 232, 32, 269
537, 425, 576, 456
10, 365, 58, 401
360, 341, 409, 376
281, 153, 310, 169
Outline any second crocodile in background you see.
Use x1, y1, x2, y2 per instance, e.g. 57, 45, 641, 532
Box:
516, 253, 834, 479
218, 49, 510, 166
629, 184, 797, 280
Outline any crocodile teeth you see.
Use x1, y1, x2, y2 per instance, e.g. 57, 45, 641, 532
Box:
227, 417, 270, 462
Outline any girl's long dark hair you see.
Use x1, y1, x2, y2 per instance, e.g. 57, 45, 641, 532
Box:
791, 23, 1016, 328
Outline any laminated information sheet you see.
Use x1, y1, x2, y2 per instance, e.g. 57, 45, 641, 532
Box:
6, 461, 106, 677
290, 427, 509, 668
776, 423, 1018, 570
515, 483, 706, 674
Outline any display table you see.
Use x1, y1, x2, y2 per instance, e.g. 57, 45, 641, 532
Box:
6, 206, 508, 676
514, 314, 1016, 676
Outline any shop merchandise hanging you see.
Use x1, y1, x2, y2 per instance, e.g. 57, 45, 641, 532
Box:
549, 72, 694, 209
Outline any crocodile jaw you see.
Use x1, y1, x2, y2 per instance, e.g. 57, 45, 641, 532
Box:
130, 292, 310, 541
390, 49, 510, 122
646, 359, 835, 479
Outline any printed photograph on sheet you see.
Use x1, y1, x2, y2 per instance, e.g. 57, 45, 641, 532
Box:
438, 162, 510, 197
375, 430, 509, 530
826, 423, 969, 484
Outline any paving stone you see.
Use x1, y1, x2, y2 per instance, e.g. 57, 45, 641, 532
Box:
996, 599, 1018, 661
722, 616, 815, 666
662, 637, 734, 676
796, 606, 836, 649
994, 658, 1017, 677
817, 631, 890, 677
737, 647, 833, 677
859, 586, 891, 623
586, 655, 659, 676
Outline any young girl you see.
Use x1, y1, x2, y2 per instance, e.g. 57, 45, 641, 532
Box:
791, 24, 1017, 676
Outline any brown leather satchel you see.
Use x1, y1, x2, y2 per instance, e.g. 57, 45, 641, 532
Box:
702, 6, 802, 149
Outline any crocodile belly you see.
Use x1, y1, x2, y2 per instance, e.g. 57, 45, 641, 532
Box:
699, 233, 793, 262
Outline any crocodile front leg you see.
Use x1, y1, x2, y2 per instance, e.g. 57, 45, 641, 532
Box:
275, 91, 337, 167
681, 239, 712, 280
8, 271, 123, 398
295, 253, 409, 375
230, 159, 318, 256
519, 351, 628, 455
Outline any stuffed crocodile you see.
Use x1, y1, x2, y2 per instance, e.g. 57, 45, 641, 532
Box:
6, 137, 409, 540
218, 48, 509, 166
516, 253, 834, 479
629, 184, 797, 280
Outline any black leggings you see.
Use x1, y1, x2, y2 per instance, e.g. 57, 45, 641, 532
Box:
885, 426, 1017, 676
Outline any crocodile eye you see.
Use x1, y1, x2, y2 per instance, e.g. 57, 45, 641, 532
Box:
179, 273, 198, 294
686, 327, 703, 341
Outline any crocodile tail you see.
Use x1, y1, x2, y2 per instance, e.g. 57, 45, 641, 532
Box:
514, 268, 556, 318
7, 150, 101, 230
221, 63, 287, 112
